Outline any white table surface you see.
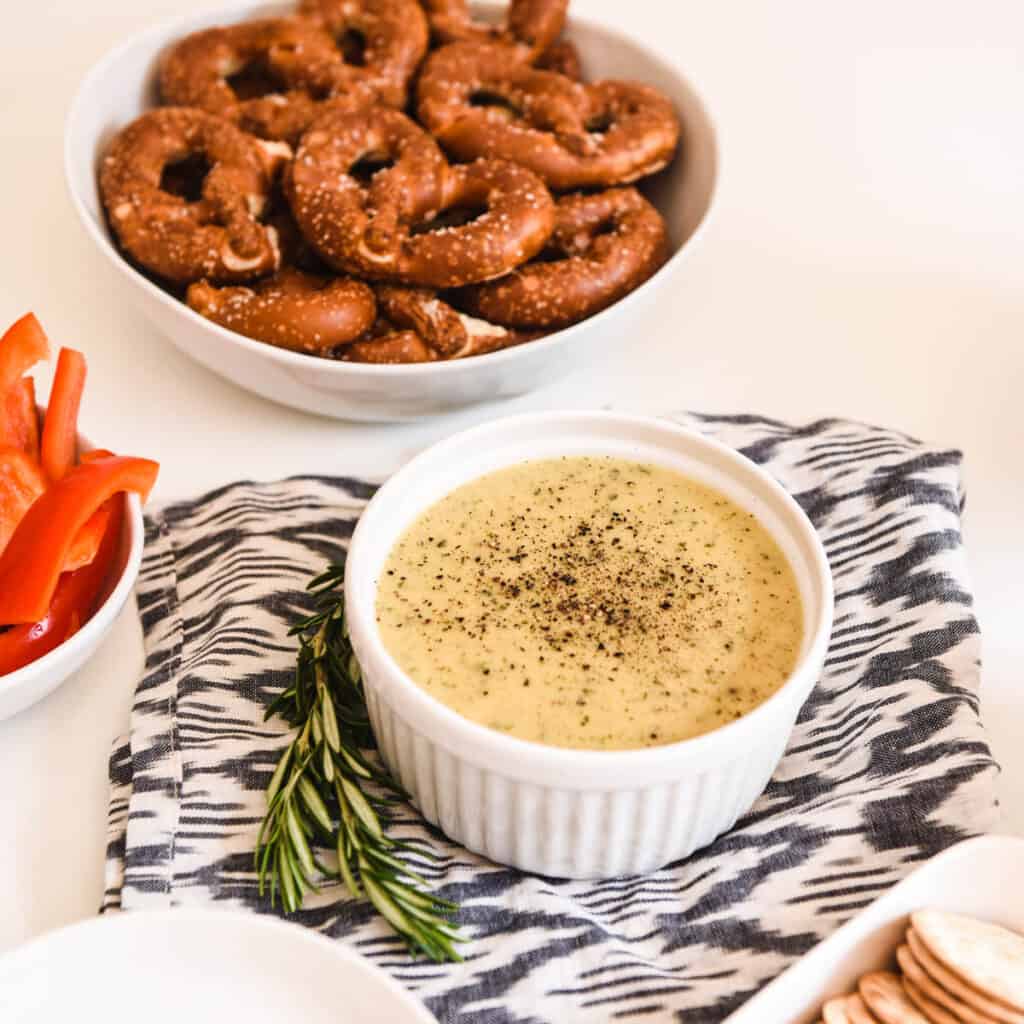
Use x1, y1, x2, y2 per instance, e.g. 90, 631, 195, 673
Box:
2, 0, 1022, 954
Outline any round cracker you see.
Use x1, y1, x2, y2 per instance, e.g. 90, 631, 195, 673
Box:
898, 943, 1003, 1024
912, 911, 1024, 1013
860, 971, 930, 1024
824, 996, 857, 1024
823, 994, 881, 1024
847, 993, 883, 1024
903, 977, 964, 1024
908, 930, 1024, 1024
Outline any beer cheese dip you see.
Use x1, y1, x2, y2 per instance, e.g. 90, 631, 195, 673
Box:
375, 456, 804, 750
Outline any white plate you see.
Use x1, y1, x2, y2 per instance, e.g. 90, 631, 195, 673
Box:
726, 834, 1024, 1023
0, 909, 436, 1024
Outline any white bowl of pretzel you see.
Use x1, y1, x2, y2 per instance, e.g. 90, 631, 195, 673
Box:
65, 0, 717, 421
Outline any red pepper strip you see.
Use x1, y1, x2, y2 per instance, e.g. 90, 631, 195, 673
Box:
41, 347, 87, 481
0, 313, 49, 397
2, 378, 40, 458
58, 453, 116, 571
0, 455, 158, 625
0, 314, 49, 451
81, 448, 114, 463
63, 501, 114, 572
0, 447, 47, 557
0, 499, 124, 675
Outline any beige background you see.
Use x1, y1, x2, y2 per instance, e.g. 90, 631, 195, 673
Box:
1, 0, 1022, 951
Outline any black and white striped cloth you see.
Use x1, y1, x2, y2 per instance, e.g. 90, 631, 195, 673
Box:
102, 413, 999, 1023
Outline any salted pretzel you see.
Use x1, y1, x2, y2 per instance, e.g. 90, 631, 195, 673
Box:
100, 108, 288, 284
422, 0, 567, 61
186, 268, 376, 353
297, 0, 428, 106
417, 41, 679, 190
536, 37, 583, 80
286, 106, 555, 288
456, 187, 668, 327
343, 284, 516, 362
160, 8, 425, 143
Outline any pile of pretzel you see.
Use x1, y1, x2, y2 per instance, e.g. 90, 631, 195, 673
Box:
99, 0, 679, 363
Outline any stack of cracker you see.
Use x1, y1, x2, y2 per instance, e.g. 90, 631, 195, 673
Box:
817, 910, 1024, 1024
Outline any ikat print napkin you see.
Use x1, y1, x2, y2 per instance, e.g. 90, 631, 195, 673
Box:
102, 412, 999, 1023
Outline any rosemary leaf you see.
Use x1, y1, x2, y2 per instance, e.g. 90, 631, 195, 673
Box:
298, 776, 333, 834
254, 561, 464, 961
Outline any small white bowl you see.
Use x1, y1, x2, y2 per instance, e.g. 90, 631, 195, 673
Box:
725, 835, 1024, 1023
345, 412, 834, 878
63, 2, 718, 423
0, 430, 145, 722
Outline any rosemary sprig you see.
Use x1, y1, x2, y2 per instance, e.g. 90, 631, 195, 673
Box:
255, 559, 463, 962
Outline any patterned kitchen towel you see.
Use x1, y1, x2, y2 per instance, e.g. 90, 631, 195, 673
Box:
101, 413, 999, 1024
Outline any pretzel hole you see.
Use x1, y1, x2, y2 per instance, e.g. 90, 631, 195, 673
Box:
469, 90, 521, 118
411, 204, 488, 235
348, 154, 396, 186
337, 28, 368, 66
227, 57, 287, 100
532, 245, 567, 264
160, 152, 212, 203
585, 111, 615, 134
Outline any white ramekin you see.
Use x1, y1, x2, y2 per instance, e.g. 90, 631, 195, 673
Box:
345, 412, 833, 878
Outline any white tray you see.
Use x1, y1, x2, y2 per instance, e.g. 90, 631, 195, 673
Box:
726, 835, 1024, 1023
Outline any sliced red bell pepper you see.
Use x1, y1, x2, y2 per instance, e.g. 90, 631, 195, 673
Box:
63, 501, 114, 572
81, 448, 114, 463
0, 455, 158, 625
0, 447, 47, 557
41, 347, 87, 481
0, 498, 124, 675
60, 452, 118, 571
0, 314, 49, 452
3, 379, 40, 458
0, 313, 49, 395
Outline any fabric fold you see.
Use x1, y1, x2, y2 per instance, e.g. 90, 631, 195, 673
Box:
102, 413, 999, 1023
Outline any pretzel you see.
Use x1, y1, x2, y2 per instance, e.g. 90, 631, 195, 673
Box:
286, 106, 555, 287
342, 285, 517, 362
297, 0, 428, 106
160, 18, 363, 143
99, 108, 288, 284
536, 37, 583, 80
422, 0, 567, 61
186, 268, 376, 353
417, 41, 679, 189
456, 187, 668, 327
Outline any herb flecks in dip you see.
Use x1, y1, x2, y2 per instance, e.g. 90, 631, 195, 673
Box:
376, 457, 804, 750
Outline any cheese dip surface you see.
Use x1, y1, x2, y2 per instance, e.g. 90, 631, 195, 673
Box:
375, 456, 804, 750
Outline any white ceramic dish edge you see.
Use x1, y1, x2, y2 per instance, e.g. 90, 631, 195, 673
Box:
63, 1, 719, 422
0, 428, 144, 721
724, 834, 1024, 1023
345, 411, 834, 877
0, 907, 437, 1024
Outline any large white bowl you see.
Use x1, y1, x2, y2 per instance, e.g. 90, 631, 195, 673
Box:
0, 430, 145, 722
64, 2, 718, 422
345, 412, 834, 878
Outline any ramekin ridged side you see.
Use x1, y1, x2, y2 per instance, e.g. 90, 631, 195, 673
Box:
363, 685, 797, 877
345, 412, 833, 879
